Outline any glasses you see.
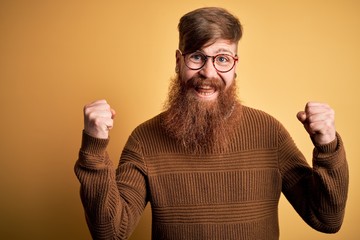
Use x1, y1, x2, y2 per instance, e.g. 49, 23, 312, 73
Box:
181, 50, 238, 73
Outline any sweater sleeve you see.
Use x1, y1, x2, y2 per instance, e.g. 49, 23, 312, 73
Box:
278, 126, 349, 233
74, 131, 148, 240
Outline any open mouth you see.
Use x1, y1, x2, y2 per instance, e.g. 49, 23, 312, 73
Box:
195, 85, 216, 96
194, 85, 219, 99
186, 77, 223, 100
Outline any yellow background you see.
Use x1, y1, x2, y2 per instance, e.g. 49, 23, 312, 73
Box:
1, 0, 359, 239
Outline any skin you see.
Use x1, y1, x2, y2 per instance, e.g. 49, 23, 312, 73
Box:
83, 39, 336, 145
297, 102, 336, 145
175, 39, 238, 101
83, 99, 116, 139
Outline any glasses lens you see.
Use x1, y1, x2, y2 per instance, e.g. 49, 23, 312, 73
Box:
214, 54, 235, 72
185, 52, 206, 70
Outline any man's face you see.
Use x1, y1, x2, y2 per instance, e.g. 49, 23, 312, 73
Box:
176, 39, 238, 101
162, 39, 240, 152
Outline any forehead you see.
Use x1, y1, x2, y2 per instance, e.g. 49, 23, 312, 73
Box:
200, 39, 237, 55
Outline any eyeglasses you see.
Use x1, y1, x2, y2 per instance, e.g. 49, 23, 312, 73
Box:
181, 50, 238, 73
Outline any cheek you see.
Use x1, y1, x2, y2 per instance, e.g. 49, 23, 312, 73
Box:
223, 74, 235, 89
180, 67, 197, 82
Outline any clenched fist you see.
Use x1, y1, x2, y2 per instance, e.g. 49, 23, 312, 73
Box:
297, 102, 336, 145
83, 99, 116, 139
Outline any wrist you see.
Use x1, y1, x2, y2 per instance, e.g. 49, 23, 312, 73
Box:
313, 134, 338, 154
80, 130, 109, 155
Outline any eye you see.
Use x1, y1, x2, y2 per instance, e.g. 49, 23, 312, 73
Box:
188, 53, 205, 63
216, 54, 230, 64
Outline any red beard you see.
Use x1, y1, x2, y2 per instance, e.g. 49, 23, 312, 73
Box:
162, 75, 242, 153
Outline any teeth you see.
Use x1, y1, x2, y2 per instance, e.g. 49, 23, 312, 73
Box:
199, 91, 214, 96
200, 85, 211, 89
195, 84, 216, 97
197, 88, 215, 95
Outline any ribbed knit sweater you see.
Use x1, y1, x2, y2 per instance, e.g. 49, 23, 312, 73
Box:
75, 105, 348, 240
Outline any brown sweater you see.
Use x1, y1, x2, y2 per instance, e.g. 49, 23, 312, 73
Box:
75, 106, 348, 240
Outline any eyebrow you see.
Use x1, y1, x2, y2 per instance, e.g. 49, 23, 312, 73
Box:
199, 48, 235, 56
214, 48, 234, 55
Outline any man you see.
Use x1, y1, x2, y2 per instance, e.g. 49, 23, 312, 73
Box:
75, 7, 348, 240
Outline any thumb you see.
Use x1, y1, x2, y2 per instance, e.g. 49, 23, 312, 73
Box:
296, 111, 307, 124
111, 108, 116, 119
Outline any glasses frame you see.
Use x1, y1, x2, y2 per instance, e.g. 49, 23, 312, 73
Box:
180, 50, 238, 73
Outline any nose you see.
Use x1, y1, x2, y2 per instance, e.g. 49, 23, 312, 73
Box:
199, 57, 218, 78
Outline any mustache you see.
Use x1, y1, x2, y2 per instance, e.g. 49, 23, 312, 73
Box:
185, 77, 225, 91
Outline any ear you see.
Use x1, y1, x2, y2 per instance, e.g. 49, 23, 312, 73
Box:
233, 55, 239, 70
175, 50, 182, 73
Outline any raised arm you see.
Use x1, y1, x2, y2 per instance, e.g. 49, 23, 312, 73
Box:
74, 100, 147, 240
280, 102, 348, 233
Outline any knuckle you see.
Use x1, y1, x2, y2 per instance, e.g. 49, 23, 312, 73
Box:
93, 117, 104, 127
84, 108, 91, 116
87, 111, 98, 121
325, 120, 334, 128
83, 104, 90, 114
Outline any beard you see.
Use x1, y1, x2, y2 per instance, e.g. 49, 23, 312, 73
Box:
162, 74, 242, 153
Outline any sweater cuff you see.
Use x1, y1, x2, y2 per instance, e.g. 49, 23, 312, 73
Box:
313, 132, 344, 169
80, 130, 109, 155
313, 133, 338, 154
77, 131, 111, 169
